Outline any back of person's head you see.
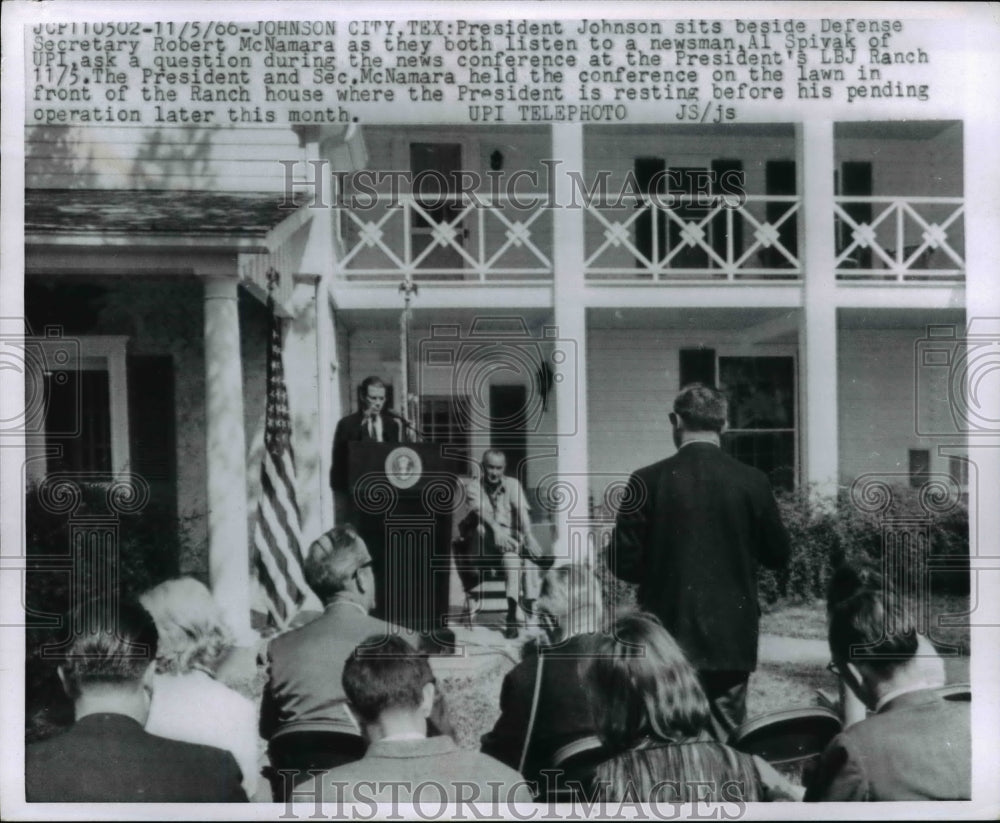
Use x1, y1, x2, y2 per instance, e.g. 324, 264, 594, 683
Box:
673, 383, 728, 433
586, 611, 711, 751
58, 598, 159, 699
341, 635, 434, 724
537, 563, 605, 640
826, 561, 887, 611
828, 582, 919, 680
304, 525, 371, 604
139, 577, 234, 676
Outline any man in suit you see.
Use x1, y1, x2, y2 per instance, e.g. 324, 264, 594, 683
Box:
610, 383, 790, 737
805, 568, 970, 801
330, 375, 406, 510
457, 449, 544, 639
26, 598, 246, 803
294, 635, 532, 806
260, 525, 453, 800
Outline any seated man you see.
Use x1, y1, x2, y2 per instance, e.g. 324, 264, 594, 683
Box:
294, 635, 532, 806
480, 564, 606, 788
805, 566, 970, 801
260, 525, 453, 800
455, 449, 545, 639
26, 598, 246, 802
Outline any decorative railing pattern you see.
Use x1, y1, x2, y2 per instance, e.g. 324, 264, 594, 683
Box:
334, 194, 552, 282
330, 192, 965, 285
834, 197, 965, 282
583, 195, 801, 282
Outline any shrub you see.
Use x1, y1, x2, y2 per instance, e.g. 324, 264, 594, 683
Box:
23, 479, 182, 740
759, 484, 969, 606
593, 482, 969, 613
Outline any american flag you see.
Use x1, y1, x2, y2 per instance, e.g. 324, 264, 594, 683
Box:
252, 274, 312, 627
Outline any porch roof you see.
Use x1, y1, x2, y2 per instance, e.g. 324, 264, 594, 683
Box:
24, 189, 305, 240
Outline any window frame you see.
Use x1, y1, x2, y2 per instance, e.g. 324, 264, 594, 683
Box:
713, 344, 799, 490
30, 335, 131, 477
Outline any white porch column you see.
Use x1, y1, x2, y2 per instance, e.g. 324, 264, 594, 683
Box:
551, 123, 590, 552
203, 277, 252, 641
797, 121, 839, 500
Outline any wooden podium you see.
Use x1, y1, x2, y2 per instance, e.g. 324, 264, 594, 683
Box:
347, 442, 464, 647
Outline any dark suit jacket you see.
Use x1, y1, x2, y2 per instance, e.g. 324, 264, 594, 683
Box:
260, 593, 391, 740
805, 687, 971, 801
260, 593, 453, 743
330, 410, 403, 493
480, 633, 600, 785
610, 442, 790, 672
25, 713, 247, 802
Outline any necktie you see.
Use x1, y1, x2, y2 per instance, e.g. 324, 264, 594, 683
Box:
366, 416, 375, 440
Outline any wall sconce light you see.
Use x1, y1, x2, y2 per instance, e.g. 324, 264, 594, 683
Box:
490, 150, 504, 171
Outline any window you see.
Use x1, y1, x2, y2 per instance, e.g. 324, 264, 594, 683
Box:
719, 356, 797, 490
30, 336, 130, 476
419, 395, 471, 463
909, 449, 931, 488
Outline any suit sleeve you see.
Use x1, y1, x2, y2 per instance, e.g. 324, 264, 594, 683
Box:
804, 735, 869, 801
755, 481, 791, 570
220, 751, 250, 802
608, 472, 648, 584
258, 645, 278, 741
330, 417, 350, 493
480, 667, 529, 771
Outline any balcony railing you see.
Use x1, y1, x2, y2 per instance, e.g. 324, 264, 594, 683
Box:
330, 191, 965, 286
583, 195, 801, 282
333, 193, 552, 282
834, 196, 965, 282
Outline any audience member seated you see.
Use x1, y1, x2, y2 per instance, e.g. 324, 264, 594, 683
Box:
480, 563, 606, 790
805, 566, 970, 801
294, 635, 533, 806
581, 612, 801, 803
260, 525, 453, 801
139, 577, 260, 798
25, 598, 246, 802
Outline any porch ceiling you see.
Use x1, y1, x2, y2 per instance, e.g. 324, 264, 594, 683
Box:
588, 306, 797, 333
838, 307, 966, 329
334, 307, 554, 334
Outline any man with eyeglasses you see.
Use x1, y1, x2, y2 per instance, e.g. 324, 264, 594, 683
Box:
805, 565, 970, 801
259, 525, 453, 800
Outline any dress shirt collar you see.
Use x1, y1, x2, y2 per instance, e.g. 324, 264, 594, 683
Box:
326, 590, 370, 617
875, 683, 942, 714
366, 735, 457, 759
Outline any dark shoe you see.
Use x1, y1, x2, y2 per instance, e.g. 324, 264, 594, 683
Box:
503, 621, 520, 640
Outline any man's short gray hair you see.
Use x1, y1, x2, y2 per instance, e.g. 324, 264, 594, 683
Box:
304, 525, 371, 603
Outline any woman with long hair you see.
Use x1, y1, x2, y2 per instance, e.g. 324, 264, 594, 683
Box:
583, 611, 796, 802
140, 577, 259, 798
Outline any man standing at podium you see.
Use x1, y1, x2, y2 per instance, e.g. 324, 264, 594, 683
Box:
330, 376, 406, 520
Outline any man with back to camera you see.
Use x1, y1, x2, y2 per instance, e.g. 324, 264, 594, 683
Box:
259, 525, 454, 800
25, 598, 246, 802
805, 565, 970, 801
293, 634, 533, 806
609, 382, 791, 738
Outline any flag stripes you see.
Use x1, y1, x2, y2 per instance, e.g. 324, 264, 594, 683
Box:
251, 278, 310, 628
